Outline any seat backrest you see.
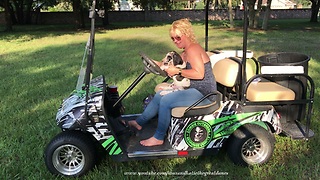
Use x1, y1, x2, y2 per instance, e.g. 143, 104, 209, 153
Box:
212, 57, 255, 87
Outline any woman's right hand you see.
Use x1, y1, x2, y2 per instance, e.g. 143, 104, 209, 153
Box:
152, 59, 162, 67
164, 65, 179, 77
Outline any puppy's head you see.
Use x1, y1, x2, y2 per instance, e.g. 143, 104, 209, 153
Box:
161, 51, 184, 68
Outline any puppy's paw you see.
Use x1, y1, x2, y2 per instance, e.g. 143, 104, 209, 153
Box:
160, 91, 172, 96
159, 86, 172, 90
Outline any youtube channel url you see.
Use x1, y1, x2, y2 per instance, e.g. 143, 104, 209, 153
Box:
124, 171, 228, 176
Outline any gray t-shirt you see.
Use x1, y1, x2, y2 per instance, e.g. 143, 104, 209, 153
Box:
186, 61, 217, 102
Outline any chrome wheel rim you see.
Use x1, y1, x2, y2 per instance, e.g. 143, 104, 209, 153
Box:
241, 137, 269, 165
52, 144, 85, 175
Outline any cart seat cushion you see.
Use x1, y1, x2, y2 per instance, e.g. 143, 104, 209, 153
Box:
212, 58, 255, 87
171, 93, 221, 118
247, 82, 295, 101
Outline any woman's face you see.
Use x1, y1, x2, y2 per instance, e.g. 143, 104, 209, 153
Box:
170, 29, 185, 49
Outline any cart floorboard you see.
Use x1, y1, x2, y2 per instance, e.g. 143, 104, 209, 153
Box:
118, 116, 172, 153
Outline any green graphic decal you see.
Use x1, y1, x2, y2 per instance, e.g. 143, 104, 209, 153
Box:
71, 86, 102, 98
185, 121, 212, 149
209, 112, 263, 138
102, 136, 123, 155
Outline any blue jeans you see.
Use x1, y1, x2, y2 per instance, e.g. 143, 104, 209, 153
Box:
136, 88, 213, 140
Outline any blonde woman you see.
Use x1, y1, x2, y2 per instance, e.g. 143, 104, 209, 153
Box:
126, 19, 217, 146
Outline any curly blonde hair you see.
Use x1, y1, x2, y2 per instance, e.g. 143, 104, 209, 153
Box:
170, 19, 197, 44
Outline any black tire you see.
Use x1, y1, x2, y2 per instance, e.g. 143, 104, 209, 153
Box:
227, 123, 275, 166
44, 131, 97, 177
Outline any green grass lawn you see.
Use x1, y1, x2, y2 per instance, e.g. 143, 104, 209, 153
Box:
0, 19, 320, 179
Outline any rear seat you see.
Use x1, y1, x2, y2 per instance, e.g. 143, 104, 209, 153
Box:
246, 82, 295, 101
209, 52, 295, 102
154, 51, 296, 118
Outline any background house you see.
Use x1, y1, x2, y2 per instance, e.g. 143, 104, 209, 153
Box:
267, 0, 296, 9
241, 0, 296, 9
114, 0, 141, 11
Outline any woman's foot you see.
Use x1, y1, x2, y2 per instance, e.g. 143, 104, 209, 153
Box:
140, 137, 164, 146
121, 120, 142, 130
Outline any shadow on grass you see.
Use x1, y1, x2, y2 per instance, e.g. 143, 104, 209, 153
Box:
1, 22, 320, 179
0, 21, 172, 42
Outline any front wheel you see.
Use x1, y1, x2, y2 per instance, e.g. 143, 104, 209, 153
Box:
227, 123, 275, 166
44, 131, 97, 177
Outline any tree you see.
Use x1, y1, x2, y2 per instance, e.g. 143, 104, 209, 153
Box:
310, 0, 320, 22
72, 0, 85, 29
155, 0, 173, 10
1, 0, 13, 31
246, 0, 263, 28
261, 0, 272, 30
0, 0, 58, 29
228, 0, 234, 28
253, 0, 262, 28
132, 0, 151, 10
11, 0, 25, 24
101, 0, 112, 26
247, 0, 255, 28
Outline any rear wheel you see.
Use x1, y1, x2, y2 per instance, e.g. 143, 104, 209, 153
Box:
44, 131, 97, 177
227, 123, 275, 166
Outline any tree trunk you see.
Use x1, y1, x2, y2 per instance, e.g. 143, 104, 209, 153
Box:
73, 0, 83, 29
262, 0, 272, 30
34, 6, 41, 24
102, 0, 110, 26
79, 6, 85, 28
9, 3, 18, 24
12, 0, 24, 24
4, 0, 13, 31
254, 0, 262, 28
228, 0, 234, 28
25, 0, 33, 24
310, 0, 320, 22
247, 0, 256, 28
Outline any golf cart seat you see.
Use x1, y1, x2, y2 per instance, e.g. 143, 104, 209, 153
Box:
171, 92, 222, 118
154, 83, 222, 118
210, 55, 295, 101
246, 82, 295, 101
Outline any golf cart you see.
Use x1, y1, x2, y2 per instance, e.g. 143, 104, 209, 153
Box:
44, 0, 315, 177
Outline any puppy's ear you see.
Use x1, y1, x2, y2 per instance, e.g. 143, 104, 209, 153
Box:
173, 51, 183, 65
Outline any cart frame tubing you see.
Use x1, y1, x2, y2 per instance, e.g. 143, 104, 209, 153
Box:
241, 0, 249, 103
85, 1, 96, 123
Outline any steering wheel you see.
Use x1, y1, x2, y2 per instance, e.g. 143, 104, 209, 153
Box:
139, 51, 167, 77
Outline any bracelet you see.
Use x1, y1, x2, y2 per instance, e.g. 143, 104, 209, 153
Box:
178, 69, 182, 76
